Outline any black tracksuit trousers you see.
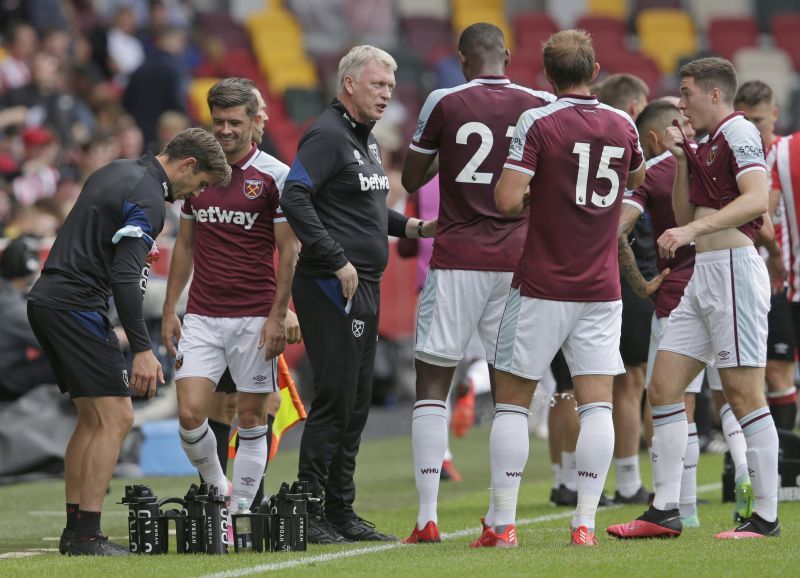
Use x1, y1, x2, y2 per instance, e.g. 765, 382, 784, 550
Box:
293, 271, 379, 522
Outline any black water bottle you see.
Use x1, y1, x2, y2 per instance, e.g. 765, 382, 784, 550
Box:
182, 483, 206, 554
203, 484, 229, 555
135, 486, 164, 554
119, 485, 145, 553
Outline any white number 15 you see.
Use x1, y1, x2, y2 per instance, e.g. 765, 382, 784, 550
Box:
572, 142, 625, 208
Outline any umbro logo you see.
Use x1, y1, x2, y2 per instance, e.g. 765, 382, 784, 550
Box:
193, 458, 208, 465
253, 375, 267, 382
718, 350, 730, 360
241, 476, 257, 486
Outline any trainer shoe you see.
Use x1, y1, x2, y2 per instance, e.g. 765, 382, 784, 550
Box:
451, 379, 475, 437
570, 525, 599, 547
469, 524, 517, 548
59, 528, 74, 555
441, 459, 463, 482
614, 486, 649, 504
402, 521, 441, 544
550, 484, 578, 506
680, 511, 700, 529
308, 511, 353, 545
606, 506, 682, 539
333, 516, 397, 542
68, 534, 131, 556
714, 513, 781, 539
734, 473, 754, 523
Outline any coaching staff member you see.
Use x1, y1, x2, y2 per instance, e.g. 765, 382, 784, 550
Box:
281, 45, 435, 544
28, 128, 230, 556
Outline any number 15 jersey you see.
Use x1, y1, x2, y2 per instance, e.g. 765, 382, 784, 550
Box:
410, 76, 555, 272
504, 94, 644, 302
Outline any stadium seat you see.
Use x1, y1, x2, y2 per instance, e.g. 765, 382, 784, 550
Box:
395, 0, 449, 19
708, 17, 759, 61
603, 52, 662, 94
453, 9, 513, 47
772, 12, 800, 70
637, 8, 697, 74
452, 0, 504, 12
575, 16, 627, 62
513, 12, 558, 51
756, 0, 800, 32
506, 54, 549, 91
391, 47, 426, 88
188, 77, 221, 126
266, 60, 319, 94
734, 47, 794, 107
546, 0, 587, 29
686, 0, 751, 30
586, 0, 627, 20
284, 88, 326, 123
344, 0, 398, 48
401, 17, 453, 63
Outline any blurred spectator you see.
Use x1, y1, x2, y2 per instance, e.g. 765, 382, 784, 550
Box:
40, 28, 72, 65
0, 235, 55, 401
4, 201, 62, 239
107, 6, 145, 86
10, 0, 67, 34
11, 127, 59, 206
149, 109, 189, 154
2, 52, 95, 146
117, 116, 144, 159
123, 26, 188, 146
0, 22, 37, 94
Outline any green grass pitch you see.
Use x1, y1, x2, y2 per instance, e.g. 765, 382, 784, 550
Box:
1, 427, 799, 577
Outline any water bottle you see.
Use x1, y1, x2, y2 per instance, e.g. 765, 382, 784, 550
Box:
234, 498, 253, 552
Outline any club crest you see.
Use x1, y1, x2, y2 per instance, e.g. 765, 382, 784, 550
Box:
352, 319, 364, 338
706, 145, 718, 166
369, 143, 382, 164
244, 179, 264, 199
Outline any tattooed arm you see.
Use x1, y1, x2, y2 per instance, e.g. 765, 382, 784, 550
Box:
618, 203, 670, 298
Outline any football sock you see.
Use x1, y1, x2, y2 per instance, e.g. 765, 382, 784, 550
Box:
572, 403, 613, 530
250, 415, 274, 510
741, 407, 779, 523
767, 387, 797, 430
614, 455, 642, 497
75, 510, 101, 539
66, 503, 79, 532
720, 403, 749, 480
491, 404, 529, 527
412, 400, 447, 527
208, 418, 231, 474
232, 424, 268, 511
180, 419, 227, 494
679, 422, 699, 517
551, 463, 561, 489
651, 403, 687, 511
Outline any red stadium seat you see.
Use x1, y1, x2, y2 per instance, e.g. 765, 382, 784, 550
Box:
402, 17, 453, 63
513, 12, 558, 51
772, 13, 800, 70
603, 51, 662, 94
708, 17, 759, 61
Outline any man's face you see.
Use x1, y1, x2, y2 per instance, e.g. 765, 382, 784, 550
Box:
211, 104, 253, 160
252, 91, 267, 144
736, 101, 778, 144
171, 164, 214, 201
678, 76, 715, 134
346, 60, 395, 123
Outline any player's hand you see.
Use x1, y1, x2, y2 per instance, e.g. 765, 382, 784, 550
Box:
285, 309, 302, 344
161, 310, 182, 357
335, 261, 358, 300
636, 267, 671, 299
657, 226, 695, 259
766, 252, 787, 294
259, 314, 286, 360
662, 125, 686, 159
131, 350, 164, 399
421, 218, 437, 238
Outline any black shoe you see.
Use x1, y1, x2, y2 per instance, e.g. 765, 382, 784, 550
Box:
614, 486, 650, 504
550, 484, 578, 506
59, 528, 74, 555
333, 517, 398, 542
637, 506, 683, 533
715, 513, 781, 538
598, 493, 613, 507
68, 534, 131, 556
307, 511, 353, 545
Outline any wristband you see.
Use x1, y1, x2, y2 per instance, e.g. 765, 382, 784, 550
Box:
417, 220, 425, 238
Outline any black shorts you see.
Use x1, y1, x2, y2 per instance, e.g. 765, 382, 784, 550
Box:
27, 302, 130, 399
550, 349, 573, 393
215, 368, 237, 394
620, 281, 653, 365
769, 291, 797, 361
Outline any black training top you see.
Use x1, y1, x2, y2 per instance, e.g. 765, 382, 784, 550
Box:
280, 99, 408, 282
28, 153, 169, 352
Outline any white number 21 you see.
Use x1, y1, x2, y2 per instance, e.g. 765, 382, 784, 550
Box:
572, 142, 625, 208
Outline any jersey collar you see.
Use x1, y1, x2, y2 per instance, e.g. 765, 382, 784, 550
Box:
711, 111, 744, 141
331, 98, 375, 140
557, 93, 599, 105
141, 152, 173, 200
233, 144, 259, 170
472, 75, 510, 85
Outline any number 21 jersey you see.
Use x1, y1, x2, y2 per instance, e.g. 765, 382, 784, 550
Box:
410, 76, 555, 271
504, 94, 644, 301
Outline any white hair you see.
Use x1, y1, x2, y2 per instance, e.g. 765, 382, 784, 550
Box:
337, 45, 397, 92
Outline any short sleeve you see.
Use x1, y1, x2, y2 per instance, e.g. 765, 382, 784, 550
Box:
629, 126, 645, 174
726, 119, 767, 179
503, 110, 540, 177
410, 89, 448, 154
181, 197, 194, 220
623, 185, 648, 214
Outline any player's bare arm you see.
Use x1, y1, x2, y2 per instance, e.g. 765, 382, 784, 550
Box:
494, 167, 532, 216
404, 216, 437, 239
627, 160, 647, 190
618, 203, 670, 298
662, 125, 695, 227
161, 217, 196, 356
260, 221, 300, 359
757, 213, 787, 293
401, 149, 439, 192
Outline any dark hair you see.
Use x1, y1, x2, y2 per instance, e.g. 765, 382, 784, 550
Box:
162, 128, 231, 185
458, 22, 506, 61
1, 236, 40, 280
679, 57, 737, 104
734, 80, 773, 108
597, 74, 649, 110
636, 100, 680, 133
207, 77, 259, 118
542, 29, 595, 91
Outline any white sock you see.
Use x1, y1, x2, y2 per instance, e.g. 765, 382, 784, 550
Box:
740, 407, 779, 523
490, 404, 530, 527
180, 419, 227, 493
552, 462, 562, 488
679, 422, 699, 517
412, 400, 447, 527
467, 359, 492, 396
561, 451, 577, 491
572, 403, 614, 530
615, 455, 642, 497
651, 403, 687, 511
720, 403, 749, 480
232, 424, 268, 510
